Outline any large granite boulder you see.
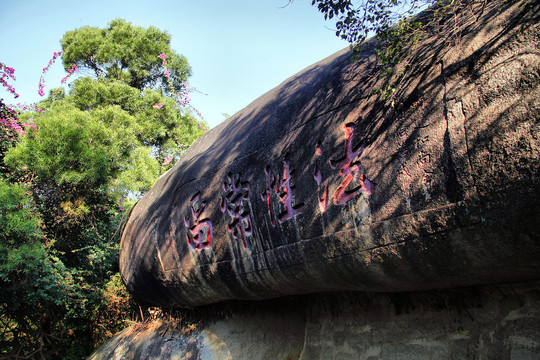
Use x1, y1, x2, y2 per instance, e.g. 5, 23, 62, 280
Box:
119, 0, 540, 307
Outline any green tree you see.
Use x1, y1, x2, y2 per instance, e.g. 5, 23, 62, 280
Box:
61, 19, 191, 92
6, 102, 136, 254
0, 177, 79, 358
69, 77, 204, 160
2, 19, 206, 358
0, 100, 19, 177
7, 20, 206, 257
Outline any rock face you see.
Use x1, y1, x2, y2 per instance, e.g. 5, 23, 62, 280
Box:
90, 284, 540, 360
119, 0, 540, 307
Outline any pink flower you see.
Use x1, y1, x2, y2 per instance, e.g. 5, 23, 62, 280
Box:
159, 53, 167, 64
156, 53, 205, 122
153, 103, 163, 109
61, 63, 78, 84
0, 63, 19, 98
162, 155, 173, 166
38, 50, 64, 96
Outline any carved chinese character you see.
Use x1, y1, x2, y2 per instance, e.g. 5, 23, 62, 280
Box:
314, 141, 329, 213
277, 161, 305, 223
261, 166, 278, 226
220, 173, 252, 248
262, 161, 304, 225
329, 123, 374, 205
183, 192, 213, 251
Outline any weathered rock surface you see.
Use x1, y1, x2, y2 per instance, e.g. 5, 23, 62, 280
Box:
120, 0, 540, 307
90, 284, 540, 360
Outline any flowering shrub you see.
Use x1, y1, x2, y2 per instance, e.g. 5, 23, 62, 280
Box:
158, 54, 206, 131
1, 52, 71, 139
1, 53, 70, 152
38, 50, 64, 96
0, 62, 19, 99
9, 103, 45, 113
0, 116, 36, 135
0, 100, 37, 143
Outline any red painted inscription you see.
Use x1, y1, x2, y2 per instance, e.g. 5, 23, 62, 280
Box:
221, 173, 253, 248
184, 192, 213, 251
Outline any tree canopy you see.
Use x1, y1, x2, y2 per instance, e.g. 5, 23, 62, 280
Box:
1, 19, 207, 358
61, 19, 191, 92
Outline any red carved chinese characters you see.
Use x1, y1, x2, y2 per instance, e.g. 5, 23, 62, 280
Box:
261, 166, 277, 226
220, 173, 253, 248
277, 161, 305, 223
183, 123, 375, 249
262, 161, 304, 225
184, 192, 213, 251
330, 123, 374, 205
314, 141, 329, 213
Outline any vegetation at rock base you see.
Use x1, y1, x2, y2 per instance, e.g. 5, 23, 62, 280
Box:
0, 19, 207, 359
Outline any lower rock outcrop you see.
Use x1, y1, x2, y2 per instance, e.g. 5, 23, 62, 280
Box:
90, 284, 540, 359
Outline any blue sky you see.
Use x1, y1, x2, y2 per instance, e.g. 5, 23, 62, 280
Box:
0, 0, 348, 128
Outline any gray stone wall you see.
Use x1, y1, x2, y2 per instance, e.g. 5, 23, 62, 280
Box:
90, 284, 540, 359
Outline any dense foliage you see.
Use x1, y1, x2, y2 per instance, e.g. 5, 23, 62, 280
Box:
311, 0, 430, 48
1, 19, 207, 359
61, 19, 191, 93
